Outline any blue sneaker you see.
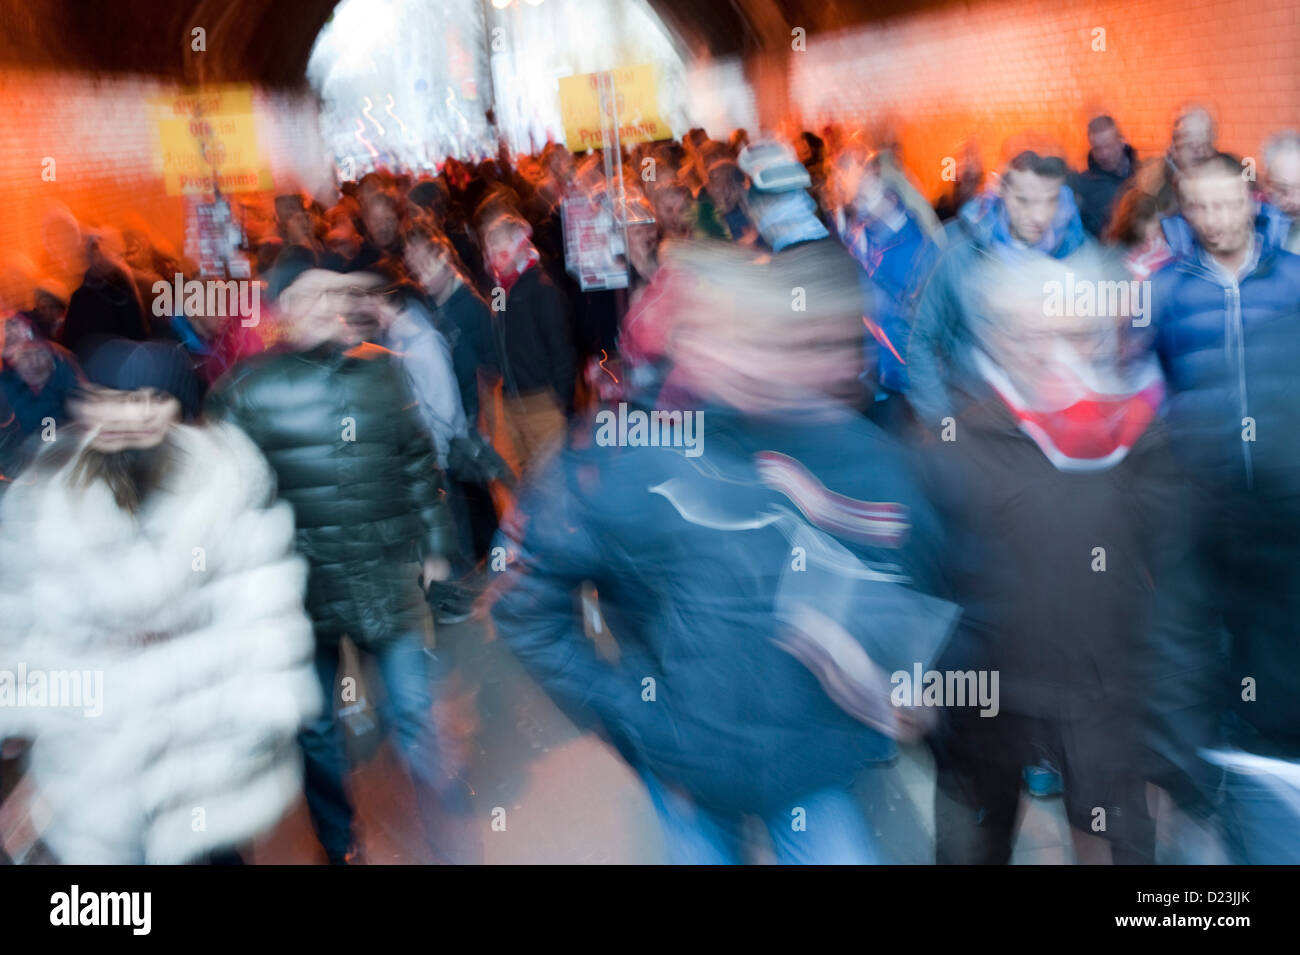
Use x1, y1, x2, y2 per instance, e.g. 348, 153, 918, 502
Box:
1024, 764, 1064, 798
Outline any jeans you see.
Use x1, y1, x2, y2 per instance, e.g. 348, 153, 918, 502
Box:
642, 772, 878, 864
299, 632, 479, 863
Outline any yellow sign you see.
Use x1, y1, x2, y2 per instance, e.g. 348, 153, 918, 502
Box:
557, 64, 671, 150
151, 86, 272, 196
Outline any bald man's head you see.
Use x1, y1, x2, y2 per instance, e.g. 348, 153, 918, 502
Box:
1172, 106, 1217, 171
1265, 131, 1300, 219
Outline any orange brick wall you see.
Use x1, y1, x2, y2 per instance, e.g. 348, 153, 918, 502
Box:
0, 70, 328, 297
3, 0, 1296, 290
787, 0, 1300, 199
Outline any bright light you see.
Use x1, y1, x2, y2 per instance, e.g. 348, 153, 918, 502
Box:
310, 0, 690, 163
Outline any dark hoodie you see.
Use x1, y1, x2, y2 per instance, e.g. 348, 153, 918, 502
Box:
61, 266, 149, 358
1069, 144, 1137, 238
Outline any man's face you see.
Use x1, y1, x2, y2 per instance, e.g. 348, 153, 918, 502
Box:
1089, 125, 1127, 174
284, 209, 313, 246
627, 223, 658, 276
33, 293, 66, 337
547, 150, 575, 185
652, 190, 693, 238
406, 202, 435, 233
707, 167, 743, 213
1001, 170, 1063, 246
987, 282, 1117, 395
71, 385, 180, 452
2, 326, 53, 389
518, 156, 544, 188
483, 224, 526, 278
361, 197, 400, 249
341, 293, 390, 345
1268, 151, 1300, 218
1181, 171, 1254, 258
326, 227, 362, 264
405, 241, 454, 296
1172, 114, 1215, 170
286, 287, 354, 347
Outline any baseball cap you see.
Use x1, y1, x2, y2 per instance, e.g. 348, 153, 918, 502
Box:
737, 140, 812, 193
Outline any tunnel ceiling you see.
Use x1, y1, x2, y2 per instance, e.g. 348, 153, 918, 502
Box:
0, 0, 955, 86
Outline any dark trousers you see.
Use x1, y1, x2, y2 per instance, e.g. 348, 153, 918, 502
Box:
931, 707, 1155, 864
446, 478, 498, 573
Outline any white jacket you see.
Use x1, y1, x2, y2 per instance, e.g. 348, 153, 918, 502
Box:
0, 422, 322, 863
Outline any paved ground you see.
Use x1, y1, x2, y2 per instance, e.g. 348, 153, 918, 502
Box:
250, 601, 1119, 865
5, 585, 1216, 864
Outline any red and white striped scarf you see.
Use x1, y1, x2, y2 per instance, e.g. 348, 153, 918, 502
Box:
972, 346, 1164, 471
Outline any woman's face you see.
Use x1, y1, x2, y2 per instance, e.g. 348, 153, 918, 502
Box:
71, 385, 180, 452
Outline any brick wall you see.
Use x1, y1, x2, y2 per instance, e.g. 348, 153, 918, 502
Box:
3, 0, 1296, 289
787, 0, 1300, 199
0, 69, 327, 297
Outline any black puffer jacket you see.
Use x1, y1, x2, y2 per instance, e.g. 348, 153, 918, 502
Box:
206, 342, 456, 647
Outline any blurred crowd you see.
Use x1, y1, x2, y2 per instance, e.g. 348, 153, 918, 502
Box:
1, 102, 1299, 865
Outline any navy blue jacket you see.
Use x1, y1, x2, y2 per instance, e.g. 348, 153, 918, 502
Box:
1147, 206, 1300, 779
491, 398, 948, 814
1152, 204, 1300, 490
